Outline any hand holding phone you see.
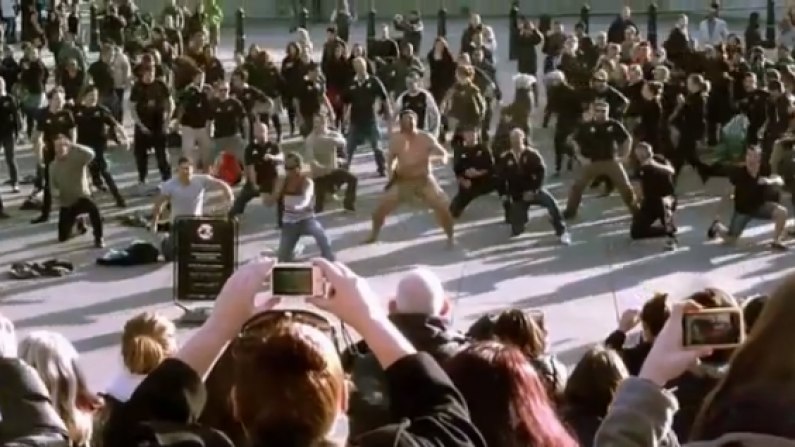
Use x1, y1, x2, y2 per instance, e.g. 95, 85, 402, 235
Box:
681, 308, 745, 349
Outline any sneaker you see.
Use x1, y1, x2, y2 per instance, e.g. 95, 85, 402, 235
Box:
770, 241, 788, 251
664, 237, 678, 251
30, 215, 48, 224
10, 184, 19, 193
94, 238, 105, 248
706, 220, 720, 239
559, 232, 572, 245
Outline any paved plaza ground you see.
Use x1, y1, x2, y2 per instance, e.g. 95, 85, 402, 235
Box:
0, 17, 792, 389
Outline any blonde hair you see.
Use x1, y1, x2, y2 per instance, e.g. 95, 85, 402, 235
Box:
18, 331, 94, 445
121, 312, 176, 375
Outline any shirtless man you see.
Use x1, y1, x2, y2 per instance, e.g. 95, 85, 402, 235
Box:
365, 110, 455, 247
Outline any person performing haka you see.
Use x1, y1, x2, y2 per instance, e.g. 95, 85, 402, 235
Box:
365, 110, 455, 247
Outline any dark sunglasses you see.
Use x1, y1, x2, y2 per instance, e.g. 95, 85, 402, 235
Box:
234, 309, 354, 355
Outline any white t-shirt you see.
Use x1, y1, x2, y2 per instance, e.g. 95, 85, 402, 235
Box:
0, 0, 14, 18
159, 174, 214, 221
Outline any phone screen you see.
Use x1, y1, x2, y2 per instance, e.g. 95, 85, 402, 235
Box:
272, 266, 314, 297
682, 311, 743, 348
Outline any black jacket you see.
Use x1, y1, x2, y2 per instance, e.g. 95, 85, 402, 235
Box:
103, 354, 486, 447
604, 330, 652, 376
0, 358, 68, 443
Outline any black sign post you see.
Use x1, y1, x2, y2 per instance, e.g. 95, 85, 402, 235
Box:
172, 217, 238, 326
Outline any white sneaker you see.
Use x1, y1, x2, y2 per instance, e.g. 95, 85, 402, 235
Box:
559, 232, 571, 245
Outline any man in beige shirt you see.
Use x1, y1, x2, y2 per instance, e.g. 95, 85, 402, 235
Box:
49, 135, 105, 247
304, 113, 358, 212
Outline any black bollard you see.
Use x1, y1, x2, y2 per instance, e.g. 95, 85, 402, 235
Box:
89, 4, 100, 52
437, 4, 447, 37
235, 8, 245, 55
766, 0, 776, 48
580, 3, 590, 34
335, 9, 351, 42
509, 0, 519, 61
366, 7, 376, 55
647, 3, 658, 49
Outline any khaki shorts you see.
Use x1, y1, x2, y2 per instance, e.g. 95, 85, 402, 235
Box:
385, 174, 447, 207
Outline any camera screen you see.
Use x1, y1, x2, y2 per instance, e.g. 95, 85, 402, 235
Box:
272, 266, 313, 297
682, 311, 743, 347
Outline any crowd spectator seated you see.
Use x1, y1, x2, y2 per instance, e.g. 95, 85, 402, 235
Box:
446, 342, 578, 447
17, 330, 102, 447
347, 266, 468, 435
493, 309, 568, 402
92, 311, 177, 447
99, 258, 487, 447
0, 315, 70, 446
605, 292, 671, 375
596, 274, 795, 446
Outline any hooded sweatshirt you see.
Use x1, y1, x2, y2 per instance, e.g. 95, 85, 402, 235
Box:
594, 377, 795, 447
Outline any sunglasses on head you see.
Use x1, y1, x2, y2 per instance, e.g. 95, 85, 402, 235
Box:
234, 308, 354, 356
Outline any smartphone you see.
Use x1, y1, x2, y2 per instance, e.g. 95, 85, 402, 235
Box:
681, 309, 745, 349
528, 309, 545, 328
270, 263, 325, 297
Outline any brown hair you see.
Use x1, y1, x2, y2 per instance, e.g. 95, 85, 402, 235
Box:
493, 309, 547, 359
232, 322, 344, 445
121, 312, 175, 375
691, 275, 795, 440
563, 346, 628, 416
641, 293, 670, 338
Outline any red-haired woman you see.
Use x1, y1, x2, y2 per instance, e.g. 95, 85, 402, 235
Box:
446, 342, 578, 447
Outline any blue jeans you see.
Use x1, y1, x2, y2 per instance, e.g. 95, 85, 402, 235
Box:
508, 188, 566, 237
727, 202, 777, 237
277, 218, 335, 262
345, 121, 385, 173
100, 93, 121, 122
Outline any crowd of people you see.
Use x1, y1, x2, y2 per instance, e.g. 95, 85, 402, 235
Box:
0, 258, 789, 447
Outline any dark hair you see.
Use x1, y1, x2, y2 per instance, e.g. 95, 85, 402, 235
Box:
563, 346, 628, 417
177, 156, 191, 165
641, 293, 670, 338
48, 87, 65, 99
742, 295, 769, 334
493, 309, 546, 359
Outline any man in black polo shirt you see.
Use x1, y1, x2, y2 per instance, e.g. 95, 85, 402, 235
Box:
210, 81, 247, 161
175, 70, 213, 170
343, 57, 390, 176
630, 142, 678, 250
229, 121, 284, 224
31, 88, 76, 224
294, 64, 333, 137
130, 65, 173, 192
707, 146, 789, 251
563, 101, 637, 220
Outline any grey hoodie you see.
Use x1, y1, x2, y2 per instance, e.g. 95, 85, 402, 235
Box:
594, 377, 795, 447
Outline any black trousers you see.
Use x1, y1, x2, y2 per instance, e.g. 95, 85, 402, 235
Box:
34, 160, 53, 218
1, 134, 17, 185
553, 131, 574, 172
314, 169, 358, 212
449, 180, 503, 218
58, 197, 103, 242
133, 126, 171, 184
229, 180, 284, 225
630, 196, 676, 240
669, 135, 703, 176
87, 143, 124, 203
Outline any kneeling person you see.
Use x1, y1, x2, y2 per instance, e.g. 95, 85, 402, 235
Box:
449, 127, 498, 219
498, 129, 570, 244
707, 146, 789, 250
50, 135, 105, 247
630, 142, 678, 250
